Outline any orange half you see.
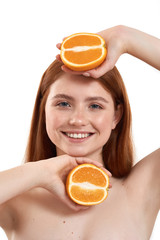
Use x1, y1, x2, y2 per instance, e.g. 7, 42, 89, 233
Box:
66, 164, 109, 206
60, 33, 107, 71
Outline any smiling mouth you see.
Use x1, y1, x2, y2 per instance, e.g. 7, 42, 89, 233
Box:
62, 132, 94, 139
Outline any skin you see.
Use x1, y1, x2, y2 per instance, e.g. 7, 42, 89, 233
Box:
0, 25, 160, 240
45, 73, 121, 162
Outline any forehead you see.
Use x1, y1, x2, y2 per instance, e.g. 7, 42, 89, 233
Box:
48, 73, 112, 99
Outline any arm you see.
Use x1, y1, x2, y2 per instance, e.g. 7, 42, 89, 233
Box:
57, 25, 160, 78
123, 26, 160, 71
125, 148, 160, 211
0, 156, 95, 227
0, 161, 43, 228
0, 161, 46, 205
0, 155, 111, 216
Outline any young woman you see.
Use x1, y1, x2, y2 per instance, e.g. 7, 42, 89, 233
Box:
0, 25, 159, 240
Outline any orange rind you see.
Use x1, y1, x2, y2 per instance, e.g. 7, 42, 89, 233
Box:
60, 33, 107, 71
66, 164, 109, 206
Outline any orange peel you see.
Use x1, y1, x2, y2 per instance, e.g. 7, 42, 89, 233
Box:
66, 164, 109, 206
60, 33, 107, 71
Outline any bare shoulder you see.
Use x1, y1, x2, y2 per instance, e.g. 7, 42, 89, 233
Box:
0, 193, 28, 235
0, 200, 15, 234
124, 148, 160, 210
0, 188, 41, 234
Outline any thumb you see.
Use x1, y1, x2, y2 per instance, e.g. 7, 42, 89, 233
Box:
86, 57, 114, 78
85, 44, 122, 79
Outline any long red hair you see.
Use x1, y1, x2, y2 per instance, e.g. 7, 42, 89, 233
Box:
25, 60, 134, 178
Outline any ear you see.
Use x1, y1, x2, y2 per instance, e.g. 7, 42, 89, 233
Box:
112, 104, 123, 130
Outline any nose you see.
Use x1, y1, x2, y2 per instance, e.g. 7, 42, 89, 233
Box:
68, 109, 88, 126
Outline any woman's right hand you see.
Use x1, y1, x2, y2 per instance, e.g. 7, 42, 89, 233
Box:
0, 155, 111, 211
39, 155, 112, 211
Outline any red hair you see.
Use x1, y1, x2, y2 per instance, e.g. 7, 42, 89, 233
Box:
25, 60, 134, 178
100, 69, 133, 177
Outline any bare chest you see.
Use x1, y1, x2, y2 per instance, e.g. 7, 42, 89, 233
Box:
9, 187, 149, 240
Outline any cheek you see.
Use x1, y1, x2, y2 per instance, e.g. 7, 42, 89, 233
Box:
45, 109, 56, 137
95, 112, 115, 130
45, 110, 67, 136
46, 115, 57, 132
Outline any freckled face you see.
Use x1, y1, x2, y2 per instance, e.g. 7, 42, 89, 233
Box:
45, 73, 119, 161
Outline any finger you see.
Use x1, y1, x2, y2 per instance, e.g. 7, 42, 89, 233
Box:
56, 54, 63, 62
100, 167, 112, 178
56, 36, 68, 49
109, 182, 112, 188
62, 36, 67, 41
56, 43, 61, 50
85, 58, 114, 79
84, 43, 122, 79
75, 157, 103, 167
75, 157, 112, 177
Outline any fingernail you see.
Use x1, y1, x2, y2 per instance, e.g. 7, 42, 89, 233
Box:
83, 72, 90, 77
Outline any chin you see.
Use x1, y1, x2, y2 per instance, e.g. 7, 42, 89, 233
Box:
57, 146, 100, 159
64, 149, 90, 158
68, 152, 87, 158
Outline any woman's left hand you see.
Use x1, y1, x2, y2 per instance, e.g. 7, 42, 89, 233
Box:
56, 25, 127, 78
56, 25, 160, 77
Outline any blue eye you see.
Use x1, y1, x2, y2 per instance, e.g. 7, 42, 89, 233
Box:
90, 104, 102, 109
57, 101, 70, 107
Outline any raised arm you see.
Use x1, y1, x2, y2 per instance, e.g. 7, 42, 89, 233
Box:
57, 25, 160, 78
122, 26, 160, 70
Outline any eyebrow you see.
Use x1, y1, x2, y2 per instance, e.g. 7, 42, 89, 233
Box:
52, 94, 109, 103
85, 96, 109, 103
52, 94, 74, 101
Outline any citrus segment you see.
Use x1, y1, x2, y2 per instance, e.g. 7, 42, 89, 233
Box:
70, 186, 106, 203
66, 164, 109, 205
64, 48, 103, 65
63, 34, 102, 48
60, 33, 107, 71
72, 166, 107, 187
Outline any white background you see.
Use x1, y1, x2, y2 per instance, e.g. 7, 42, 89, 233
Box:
0, 0, 160, 239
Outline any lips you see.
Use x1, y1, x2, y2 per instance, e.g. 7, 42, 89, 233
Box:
62, 132, 93, 139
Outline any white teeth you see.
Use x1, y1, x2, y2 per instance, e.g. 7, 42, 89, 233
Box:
66, 133, 90, 139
